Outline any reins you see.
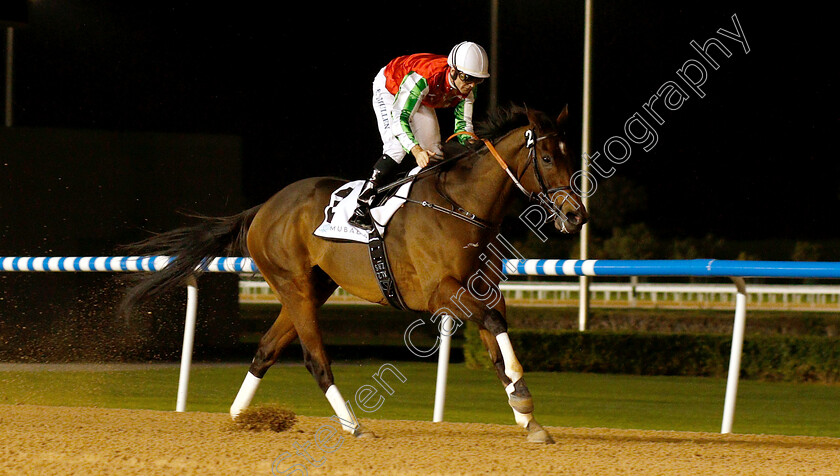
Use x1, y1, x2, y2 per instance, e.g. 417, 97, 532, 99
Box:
449, 129, 571, 203
371, 142, 492, 229
378, 126, 572, 230
447, 131, 534, 199
374, 149, 468, 194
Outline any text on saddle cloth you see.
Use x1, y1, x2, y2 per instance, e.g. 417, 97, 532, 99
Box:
313, 167, 421, 243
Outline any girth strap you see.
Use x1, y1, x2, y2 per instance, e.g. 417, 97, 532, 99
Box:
367, 226, 408, 310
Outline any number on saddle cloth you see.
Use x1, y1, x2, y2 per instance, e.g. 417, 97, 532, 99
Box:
326, 187, 354, 224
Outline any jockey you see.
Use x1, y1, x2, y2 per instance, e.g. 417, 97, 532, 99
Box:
348, 41, 491, 232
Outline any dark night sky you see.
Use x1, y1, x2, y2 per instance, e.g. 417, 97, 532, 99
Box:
4, 1, 837, 242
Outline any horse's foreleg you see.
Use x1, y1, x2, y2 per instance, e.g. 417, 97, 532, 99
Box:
479, 310, 554, 444
230, 310, 298, 419
432, 277, 553, 443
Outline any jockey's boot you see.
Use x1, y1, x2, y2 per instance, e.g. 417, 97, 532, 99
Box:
349, 154, 398, 232
348, 181, 377, 232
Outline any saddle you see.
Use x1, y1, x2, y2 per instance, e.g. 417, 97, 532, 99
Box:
313, 169, 422, 310
314, 167, 421, 243
313, 142, 474, 311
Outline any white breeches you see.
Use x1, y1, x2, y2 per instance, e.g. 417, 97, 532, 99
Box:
372, 68, 442, 164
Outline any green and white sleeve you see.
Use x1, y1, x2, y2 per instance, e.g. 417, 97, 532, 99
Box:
454, 89, 476, 145
390, 72, 429, 153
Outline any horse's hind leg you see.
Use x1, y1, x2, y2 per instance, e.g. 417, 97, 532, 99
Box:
230, 269, 331, 419
233, 269, 373, 437
283, 282, 374, 437
230, 309, 297, 418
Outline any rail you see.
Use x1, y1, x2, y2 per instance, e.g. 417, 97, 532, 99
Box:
4, 256, 840, 434
240, 280, 840, 311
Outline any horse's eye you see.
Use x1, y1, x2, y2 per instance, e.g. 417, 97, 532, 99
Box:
541, 156, 552, 163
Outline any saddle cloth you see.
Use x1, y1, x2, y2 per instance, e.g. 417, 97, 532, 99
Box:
314, 167, 421, 243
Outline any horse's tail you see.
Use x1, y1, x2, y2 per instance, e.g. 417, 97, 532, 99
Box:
118, 204, 263, 316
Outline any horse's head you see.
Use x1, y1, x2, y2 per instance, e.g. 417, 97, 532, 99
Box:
514, 106, 589, 234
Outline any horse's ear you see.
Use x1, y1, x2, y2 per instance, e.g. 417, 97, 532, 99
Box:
556, 104, 569, 127
524, 105, 540, 127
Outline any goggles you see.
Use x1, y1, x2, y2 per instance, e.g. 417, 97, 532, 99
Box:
456, 71, 485, 85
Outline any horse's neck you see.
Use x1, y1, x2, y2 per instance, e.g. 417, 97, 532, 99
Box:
443, 135, 523, 225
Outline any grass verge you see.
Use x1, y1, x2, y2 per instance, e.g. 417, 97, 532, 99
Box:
1, 361, 838, 438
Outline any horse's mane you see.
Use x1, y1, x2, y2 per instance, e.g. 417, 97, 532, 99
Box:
475, 104, 557, 142
439, 104, 560, 170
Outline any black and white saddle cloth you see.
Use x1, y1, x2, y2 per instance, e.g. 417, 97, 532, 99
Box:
314, 167, 420, 243
313, 167, 422, 310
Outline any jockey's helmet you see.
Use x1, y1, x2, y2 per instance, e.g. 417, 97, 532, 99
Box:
447, 41, 490, 79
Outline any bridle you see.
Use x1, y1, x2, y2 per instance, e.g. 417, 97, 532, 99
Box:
451, 129, 572, 204
385, 127, 574, 230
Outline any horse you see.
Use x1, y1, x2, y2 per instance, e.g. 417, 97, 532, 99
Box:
120, 104, 588, 444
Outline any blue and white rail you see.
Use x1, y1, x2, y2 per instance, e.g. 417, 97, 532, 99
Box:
503, 259, 840, 279
0, 255, 257, 413
502, 258, 840, 434
4, 256, 840, 434
0, 256, 258, 273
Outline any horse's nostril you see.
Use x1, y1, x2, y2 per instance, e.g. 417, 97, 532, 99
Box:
567, 212, 581, 225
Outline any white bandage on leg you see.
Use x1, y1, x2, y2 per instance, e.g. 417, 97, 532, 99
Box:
230, 372, 261, 419
325, 385, 359, 433
512, 408, 534, 429
495, 333, 537, 430
495, 332, 524, 383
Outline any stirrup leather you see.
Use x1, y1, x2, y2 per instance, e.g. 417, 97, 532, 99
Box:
357, 180, 377, 206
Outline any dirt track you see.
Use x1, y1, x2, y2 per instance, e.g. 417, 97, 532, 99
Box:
1, 405, 839, 475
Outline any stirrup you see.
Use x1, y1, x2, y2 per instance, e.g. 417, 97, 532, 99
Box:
349, 206, 374, 232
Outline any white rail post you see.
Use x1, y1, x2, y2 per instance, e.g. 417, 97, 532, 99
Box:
176, 276, 199, 412
577, 0, 594, 332
433, 314, 455, 422
721, 277, 747, 433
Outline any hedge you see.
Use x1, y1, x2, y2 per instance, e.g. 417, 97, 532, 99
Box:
463, 324, 840, 383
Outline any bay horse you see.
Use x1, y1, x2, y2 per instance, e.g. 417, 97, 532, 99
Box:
121, 104, 588, 444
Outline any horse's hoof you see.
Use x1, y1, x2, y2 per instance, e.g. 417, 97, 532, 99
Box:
527, 429, 554, 444
526, 422, 555, 444
353, 425, 376, 438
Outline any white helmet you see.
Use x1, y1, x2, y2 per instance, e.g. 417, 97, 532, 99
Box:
447, 41, 490, 78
